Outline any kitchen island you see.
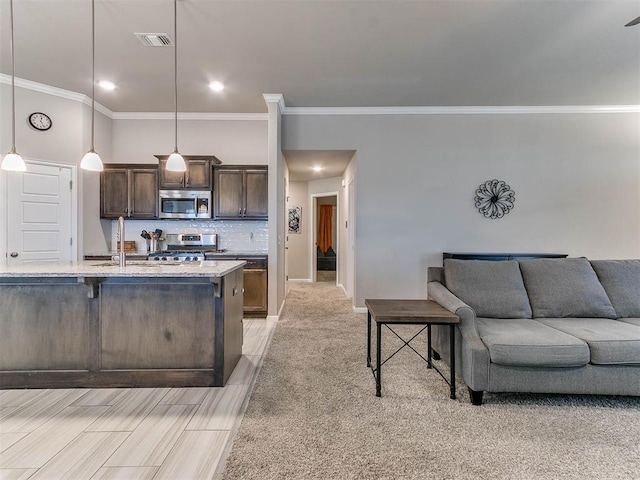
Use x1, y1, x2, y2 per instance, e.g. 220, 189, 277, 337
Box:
0, 260, 245, 389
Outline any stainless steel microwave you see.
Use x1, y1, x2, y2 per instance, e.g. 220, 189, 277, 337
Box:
159, 190, 212, 219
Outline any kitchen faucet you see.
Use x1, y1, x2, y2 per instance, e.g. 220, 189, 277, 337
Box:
118, 216, 126, 267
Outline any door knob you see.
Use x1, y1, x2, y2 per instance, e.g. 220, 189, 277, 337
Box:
10, 252, 18, 258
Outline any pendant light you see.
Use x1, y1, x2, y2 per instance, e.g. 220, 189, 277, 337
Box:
166, 0, 186, 172
80, 0, 103, 171
1, 0, 26, 172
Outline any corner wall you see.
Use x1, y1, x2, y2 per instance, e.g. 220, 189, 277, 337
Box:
283, 112, 640, 307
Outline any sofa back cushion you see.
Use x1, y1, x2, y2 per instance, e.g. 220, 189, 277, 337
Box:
518, 258, 617, 318
444, 259, 532, 318
590, 260, 640, 318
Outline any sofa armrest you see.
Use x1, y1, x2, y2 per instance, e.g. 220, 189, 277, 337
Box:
427, 281, 479, 339
428, 280, 490, 392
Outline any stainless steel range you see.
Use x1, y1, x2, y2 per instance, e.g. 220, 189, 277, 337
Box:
148, 233, 219, 262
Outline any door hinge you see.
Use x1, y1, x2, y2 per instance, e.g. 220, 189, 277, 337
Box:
69, 180, 73, 190
70, 237, 73, 246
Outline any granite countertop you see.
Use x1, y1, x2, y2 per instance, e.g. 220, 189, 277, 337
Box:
84, 251, 267, 259
0, 260, 246, 278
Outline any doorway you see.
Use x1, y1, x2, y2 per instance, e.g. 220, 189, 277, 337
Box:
311, 193, 338, 284
4, 160, 76, 264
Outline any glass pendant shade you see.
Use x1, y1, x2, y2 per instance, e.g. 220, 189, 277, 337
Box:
165, 0, 187, 174
80, 150, 104, 171
3, 0, 26, 172
1, 151, 27, 172
166, 151, 186, 172
81, 0, 103, 172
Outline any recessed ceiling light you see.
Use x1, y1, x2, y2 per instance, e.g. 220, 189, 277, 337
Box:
209, 81, 225, 92
97, 80, 116, 90
312, 166, 323, 172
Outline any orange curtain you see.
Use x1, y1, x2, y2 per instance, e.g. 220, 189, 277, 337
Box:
318, 205, 333, 254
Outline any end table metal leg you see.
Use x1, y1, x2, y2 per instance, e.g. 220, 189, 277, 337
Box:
427, 324, 432, 369
376, 322, 382, 397
450, 324, 456, 399
367, 310, 371, 367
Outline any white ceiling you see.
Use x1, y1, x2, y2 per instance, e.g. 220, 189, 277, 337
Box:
284, 150, 355, 181
1, 0, 639, 114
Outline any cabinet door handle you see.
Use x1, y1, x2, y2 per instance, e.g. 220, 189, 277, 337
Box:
185, 175, 189, 186
243, 208, 247, 216
238, 208, 243, 216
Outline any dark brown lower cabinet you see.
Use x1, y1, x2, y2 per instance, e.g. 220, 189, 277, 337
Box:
243, 265, 267, 317
0, 269, 244, 389
209, 255, 267, 317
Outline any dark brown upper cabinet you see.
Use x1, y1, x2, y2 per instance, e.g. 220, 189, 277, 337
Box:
155, 155, 221, 190
100, 164, 158, 219
213, 166, 268, 220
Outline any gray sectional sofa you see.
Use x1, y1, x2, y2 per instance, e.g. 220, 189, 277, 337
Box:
427, 257, 640, 405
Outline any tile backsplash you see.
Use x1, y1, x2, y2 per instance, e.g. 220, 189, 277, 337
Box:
109, 219, 268, 254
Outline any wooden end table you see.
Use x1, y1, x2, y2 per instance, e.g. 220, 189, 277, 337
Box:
365, 299, 460, 399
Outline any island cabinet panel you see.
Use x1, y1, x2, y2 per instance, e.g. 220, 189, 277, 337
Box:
219, 267, 244, 384
0, 280, 92, 370
0, 264, 244, 389
100, 282, 215, 369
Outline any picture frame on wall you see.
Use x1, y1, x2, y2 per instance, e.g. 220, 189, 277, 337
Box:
288, 207, 301, 234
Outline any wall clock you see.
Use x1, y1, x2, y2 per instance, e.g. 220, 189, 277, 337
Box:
28, 112, 52, 131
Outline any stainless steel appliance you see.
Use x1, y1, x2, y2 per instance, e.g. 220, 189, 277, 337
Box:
148, 233, 219, 262
159, 190, 211, 219
148, 251, 205, 262
165, 233, 217, 250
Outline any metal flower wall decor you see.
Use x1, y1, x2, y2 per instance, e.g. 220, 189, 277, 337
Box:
474, 179, 515, 219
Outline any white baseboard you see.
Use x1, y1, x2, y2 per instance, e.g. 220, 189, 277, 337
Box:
353, 306, 367, 314
288, 278, 312, 282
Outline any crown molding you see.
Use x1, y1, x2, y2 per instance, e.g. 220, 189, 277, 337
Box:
283, 105, 640, 115
263, 93, 286, 112
4, 75, 637, 117
112, 112, 268, 121
0, 75, 266, 121
0, 74, 114, 118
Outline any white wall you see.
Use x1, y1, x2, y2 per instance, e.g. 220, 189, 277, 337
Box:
340, 155, 357, 296
283, 112, 640, 307
286, 176, 342, 281
287, 181, 309, 279
0, 84, 112, 256
111, 119, 267, 165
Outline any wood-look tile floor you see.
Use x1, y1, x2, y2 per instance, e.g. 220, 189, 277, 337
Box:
0, 318, 276, 480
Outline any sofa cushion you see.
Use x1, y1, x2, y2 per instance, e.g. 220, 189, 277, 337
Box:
590, 260, 640, 318
476, 318, 590, 367
619, 318, 640, 327
518, 258, 617, 318
537, 318, 640, 365
444, 259, 532, 319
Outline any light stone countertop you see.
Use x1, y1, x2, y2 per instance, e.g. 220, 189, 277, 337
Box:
0, 260, 246, 278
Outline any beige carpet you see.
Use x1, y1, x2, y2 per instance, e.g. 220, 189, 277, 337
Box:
222, 282, 640, 480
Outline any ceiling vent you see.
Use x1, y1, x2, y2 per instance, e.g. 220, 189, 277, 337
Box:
134, 33, 174, 47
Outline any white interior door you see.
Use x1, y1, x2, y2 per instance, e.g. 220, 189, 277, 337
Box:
6, 162, 74, 264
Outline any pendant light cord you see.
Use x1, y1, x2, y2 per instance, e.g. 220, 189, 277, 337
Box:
174, 0, 178, 153
90, 0, 96, 152
10, 0, 16, 153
